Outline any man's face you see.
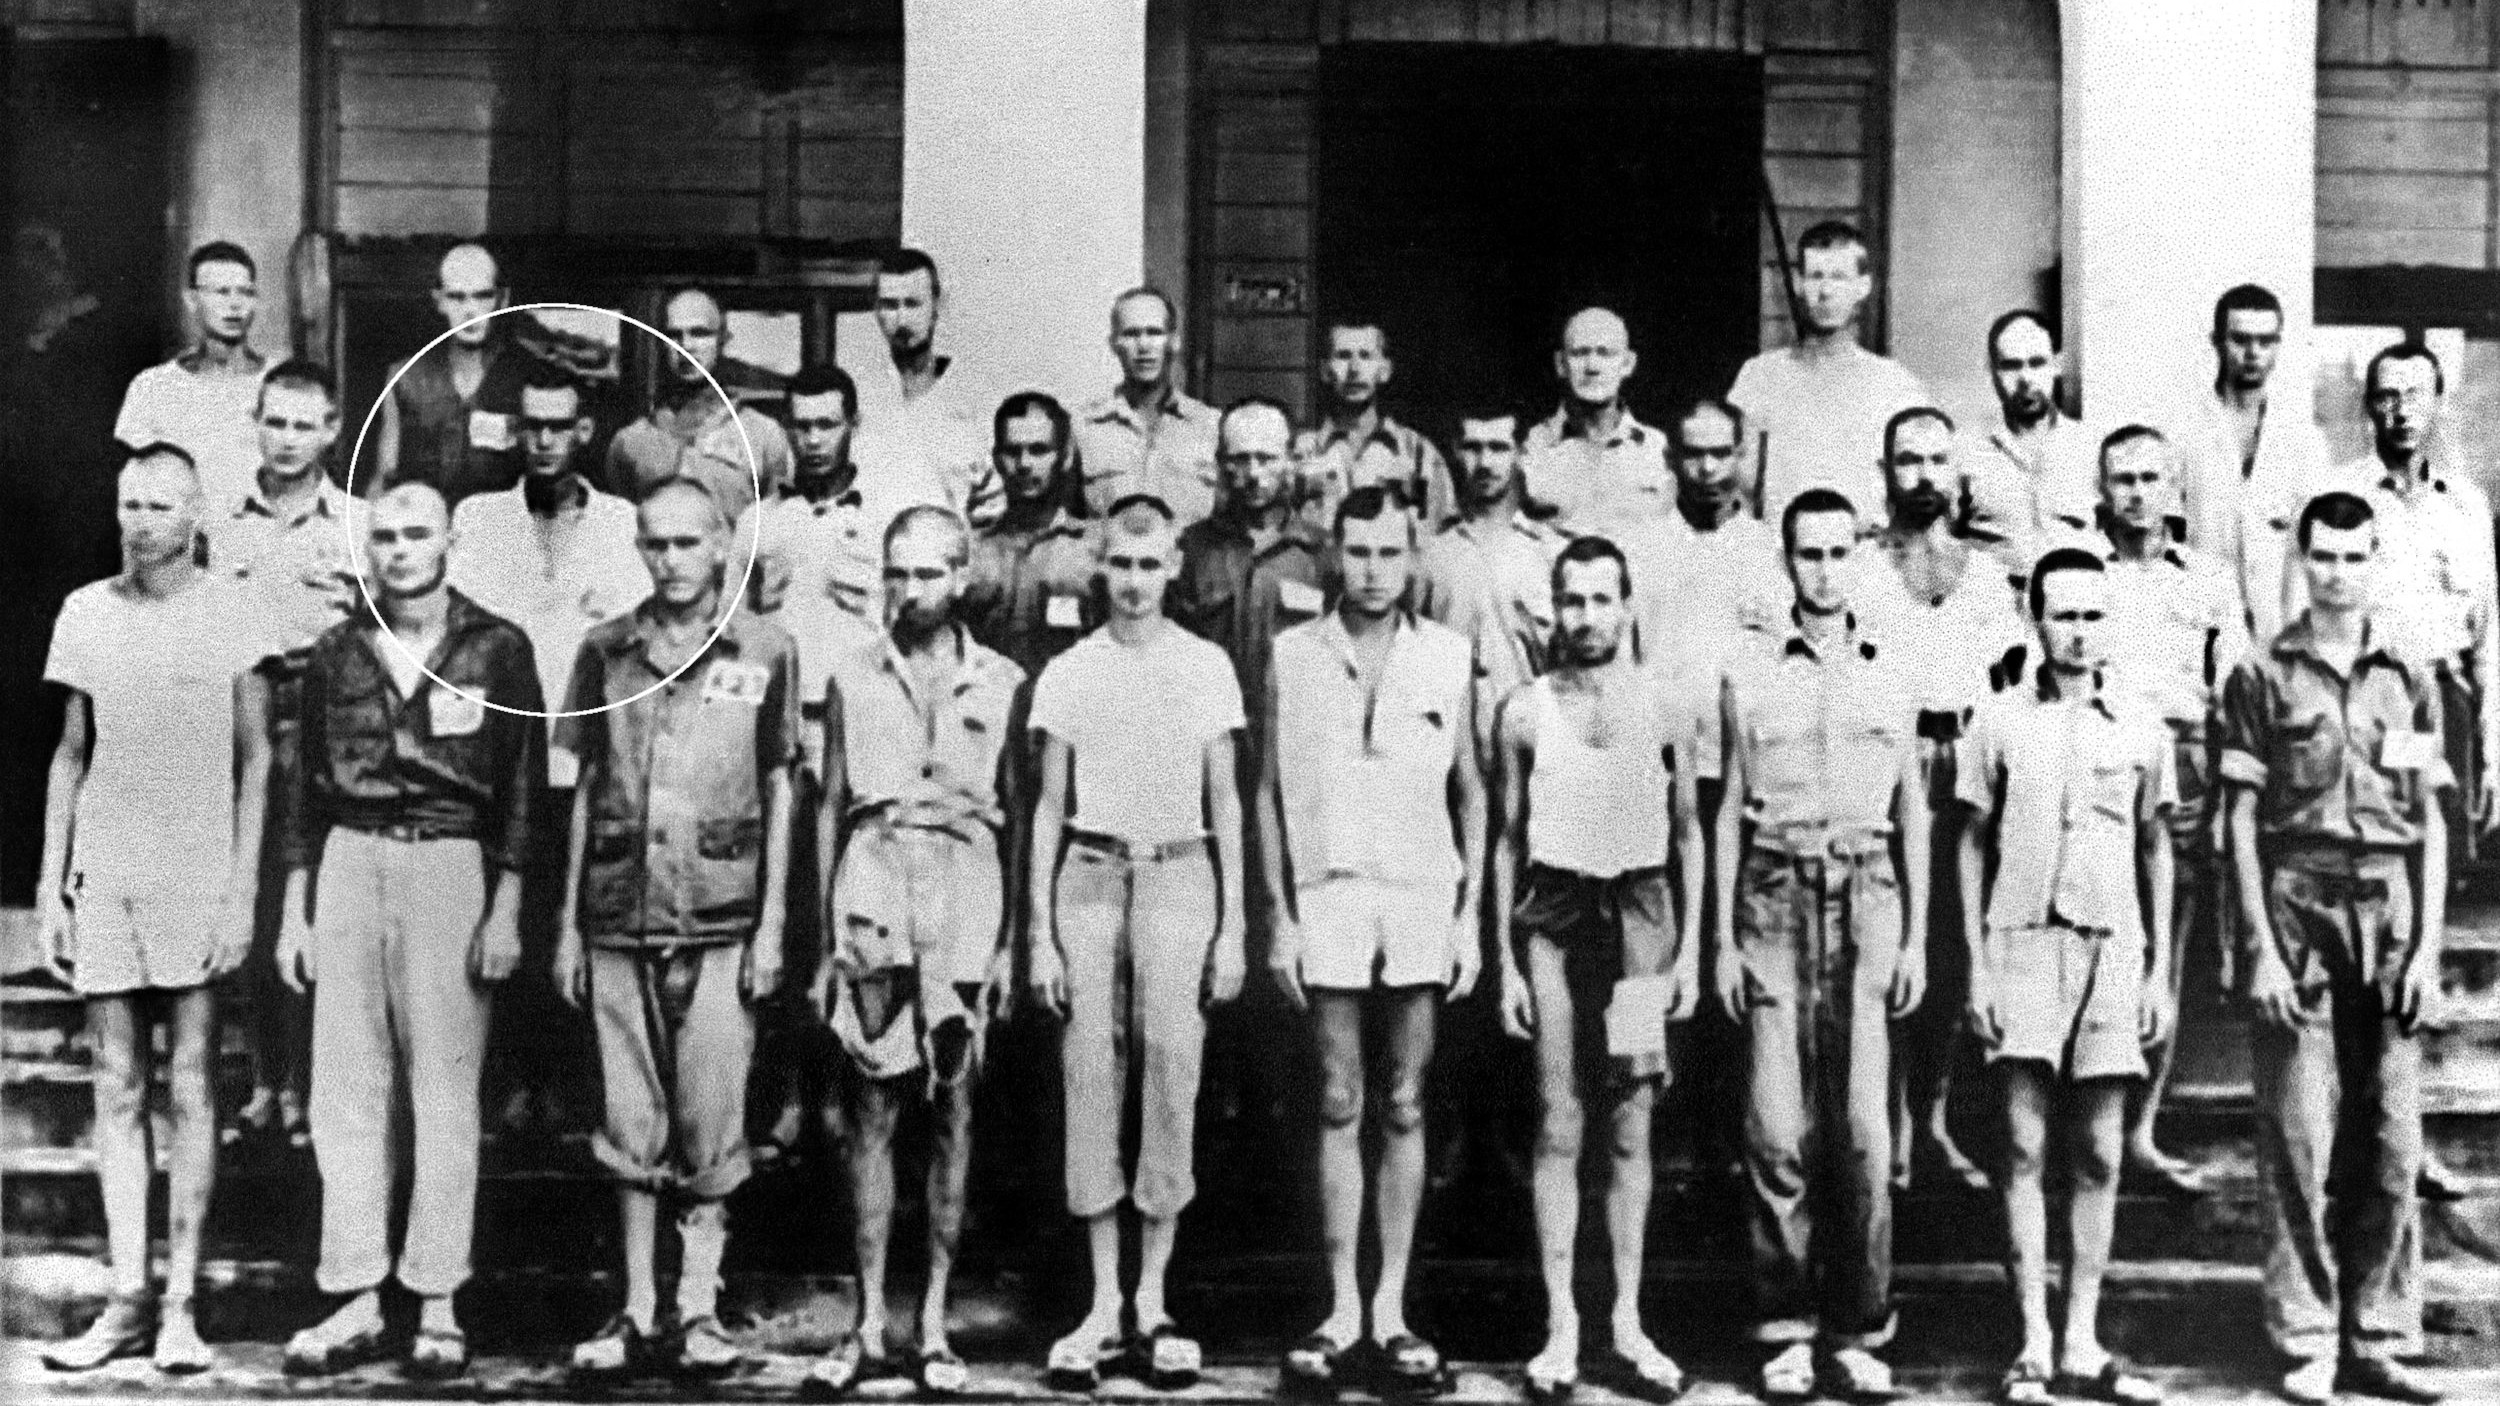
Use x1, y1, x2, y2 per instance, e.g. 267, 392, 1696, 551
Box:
1795, 245, 1870, 335
2101, 439, 2173, 537
117, 460, 200, 566
1101, 525, 1178, 622
1673, 406, 1746, 502
1553, 557, 1629, 666
1321, 326, 1390, 408
1455, 417, 1522, 508
789, 390, 853, 475
518, 384, 588, 479
257, 382, 339, 481
1555, 313, 1634, 407
2303, 521, 2378, 613
367, 491, 453, 599
1110, 295, 1175, 388
882, 525, 961, 640
2366, 355, 2440, 460
875, 268, 938, 359
1336, 509, 1413, 620
1785, 509, 1858, 616
664, 293, 725, 381
2036, 568, 2111, 675
433, 252, 503, 347
994, 409, 1065, 506
1991, 319, 2059, 425
1885, 416, 1955, 526
2216, 308, 2282, 392
638, 490, 727, 608
189, 259, 257, 346
1218, 407, 1294, 513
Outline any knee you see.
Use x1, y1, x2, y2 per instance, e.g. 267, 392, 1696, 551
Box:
1536, 1097, 1585, 1162
1318, 1070, 1364, 1133
2068, 1131, 2121, 1191
1378, 1080, 1426, 1139
2005, 1124, 2050, 1181
90, 1050, 148, 1121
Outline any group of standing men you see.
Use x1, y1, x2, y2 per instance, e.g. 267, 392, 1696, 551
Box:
30, 221, 2488, 1406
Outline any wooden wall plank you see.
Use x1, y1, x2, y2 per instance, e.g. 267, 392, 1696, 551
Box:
2320, 172, 2492, 230
568, 190, 760, 238
336, 183, 492, 236
2319, 226, 2491, 268
1206, 367, 1306, 412
1212, 316, 1309, 368
794, 195, 902, 243
336, 73, 505, 132
2319, 115, 2491, 176
1211, 205, 1313, 260
1210, 98, 1315, 154
1763, 154, 1862, 210
338, 129, 495, 186
792, 142, 903, 200
1211, 151, 1311, 205
1475, 0, 1537, 43
571, 137, 763, 193
1763, 97, 1861, 155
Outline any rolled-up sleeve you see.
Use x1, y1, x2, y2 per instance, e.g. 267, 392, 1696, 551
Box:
2217, 659, 2271, 789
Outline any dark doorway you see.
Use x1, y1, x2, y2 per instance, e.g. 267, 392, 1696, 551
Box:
1316, 44, 1763, 437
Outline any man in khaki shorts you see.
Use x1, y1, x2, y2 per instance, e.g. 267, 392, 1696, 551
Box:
1026, 495, 1248, 1390
1958, 546, 2175, 1406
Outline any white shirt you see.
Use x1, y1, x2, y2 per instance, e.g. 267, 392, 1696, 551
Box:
1855, 534, 2029, 716
114, 358, 268, 515
732, 468, 948, 708
1978, 413, 2105, 542
2171, 392, 2329, 643
1519, 407, 1672, 534
853, 354, 1002, 527
1029, 623, 1245, 846
1729, 342, 1928, 528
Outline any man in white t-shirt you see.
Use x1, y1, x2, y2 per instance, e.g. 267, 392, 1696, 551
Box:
38, 446, 279, 1373
1026, 495, 1247, 1392
1729, 222, 1928, 528
113, 241, 268, 515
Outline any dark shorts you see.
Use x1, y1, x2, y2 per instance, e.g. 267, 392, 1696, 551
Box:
1514, 862, 1675, 1088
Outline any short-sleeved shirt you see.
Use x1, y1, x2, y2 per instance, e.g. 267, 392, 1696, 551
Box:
208, 476, 369, 659
1172, 515, 1329, 713
1028, 622, 1245, 846
963, 510, 1099, 677
852, 355, 1004, 527
732, 468, 946, 704
606, 398, 795, 523
1727, 343, 1927, 528
2346, 460, 2496, 667
383, 336, 543, 508
1855, 533, 2028, 719
2217, 612, 2454, 849
1958, 686, 2176, 943
1976, 415, 2105, 544
1411, 512, 1566, 751
1268, 612, 1472, 890
558, 606, 801, 944
113, 355, 267, 515
45, 575, 282, 892
1724, 615, 1916, 837
1293, 411, 1458, 532
1518, 407, 1670, 534
825, 625, 1024, 833
1072, 388, 1222, 529
2091, 538, 2249, 728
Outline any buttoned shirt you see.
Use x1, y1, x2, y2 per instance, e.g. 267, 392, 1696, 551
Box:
1173, 513, 1330, 713
382, 336, 543, 509
1412, 511, 1565, 750
606, 396, 795, 523
557, 606, 801, 945
209, 474, 369, 658
1614, 506, 1786, 675
825, 625, 1024, 836
1959, 684, 2174, 943
853, 354, 1004, 528
1728, 342, 1927, 528
448, 477, 650, 783
1268, 612, 1473, 891
2089, 535, 2249, 729
2336, 458, 2498, 670
286, 590, 547, 874
963, 510, 1098, 677
114, 353, 267, 515
2218, 613, 2453, 849
1073, 387, 1222, 528
1292, 409, 1458, 532
1519, 407, 1670, 534
1856, 530, 2027, 715
2172, 391, 2328, 630
1725, 615, 1916, 837
733, 470, 945, 706
1978, 413, 2104, 543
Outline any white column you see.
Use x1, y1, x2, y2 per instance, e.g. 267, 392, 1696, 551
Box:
2061, 0, 2316, 428
899, 0, 1148, 410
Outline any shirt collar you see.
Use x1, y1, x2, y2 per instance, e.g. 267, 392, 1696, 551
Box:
603, 596, 750, 666
1781, 610, 1868, 661
2032, 663, 2116, 715
876, 623, 983, 701
235, 474, 348, 526
2271, 610, 2408, 676
1314, 406, 1397, 453
1543, 406, 1649, 449
1316, 606, 1418, 665
1090, 384, 1206, 430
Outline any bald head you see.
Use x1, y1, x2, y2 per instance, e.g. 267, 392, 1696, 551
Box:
1556, 306, 1636, 408
369, 482, 454, 599
662, 288, 726, 381
434, 243, 504, 345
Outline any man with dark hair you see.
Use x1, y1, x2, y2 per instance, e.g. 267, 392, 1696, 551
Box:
115, 240, 267, 513
858, 248, 1002, 527
1173, 397, 1330, 712
1958, 545, 2174, 1406
1977, 311, 2100, 541
373, 243, 545, 510
1729, 223, 1928, 528
1520, 307, 1669, 534
1074, 288, 1221, 529
2220, 490, 2450, 1406
1263, 485, 1483, 1394
276, 481, 546, 1380
1027, 493, 1247, 1390
1413, 406, 1565, 757
2079, 427, 2246, 1196
1855, 406, 2025, 1193
1490, 532, 1705, 1400
606, 287, 795, 520
963, 390, 1098, 676
1717, 487, 1927, 1403
804, 505, 1022, 1398
1294, 320, 1458, 532
2176, 283, 2328, 639
1615, 397, 1783, 665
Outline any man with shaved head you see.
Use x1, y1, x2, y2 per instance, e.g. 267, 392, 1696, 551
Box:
803, 504, 1023, 1396
606, 287, 794, 521
557, 476, 799, 1380
1520, 307, 1670, 535
1174, 397, 1329, 710
277, 480, 547, 1380
1073, 288, 1222, 529
113, 241, 268, 514
374, 242, 549, 509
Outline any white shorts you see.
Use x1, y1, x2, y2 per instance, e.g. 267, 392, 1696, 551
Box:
65, 880, 219, 996
1296, 876, 1456, 991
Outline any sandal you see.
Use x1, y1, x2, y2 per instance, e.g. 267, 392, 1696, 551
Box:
42, 1295, 154, 1373
800, 1332, 878, 1400
1282, 1333, 1352, 1398
1603, 1340, 1685, 1403
918, 1344, 971, 1396
1045, 1325, 1121, 1392
1374, 1333, 1452, 1397
1760, 1342, 1815, 1404
2057, 1358, 2163, 1406
1137, 1320, 1202, 1391
1823, 1346, 1906, 1403
1999, 1361, 2055, 1406
406, 1326, 469, 1381
1523, 1344, 1578, 1403
283, 1307, 388, 1377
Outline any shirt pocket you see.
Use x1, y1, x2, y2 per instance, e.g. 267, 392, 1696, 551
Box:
2277, 710, 2338, 793
2083, 757, 2138, 825
1371, 686, 1455, 765
697, 815, 763, 862
1749, 713, 1821, 796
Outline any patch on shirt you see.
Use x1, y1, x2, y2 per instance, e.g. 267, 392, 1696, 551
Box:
2382, 729, 2439, 771
467, 410, 514, 452
1046, 593, 1083, 629
702, 660, 771, 707
1278, 579, 1324, 616
429, 687, 486, 737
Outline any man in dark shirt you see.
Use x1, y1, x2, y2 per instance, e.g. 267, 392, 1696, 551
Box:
372, 243, 544, 509
964, 391, 1096, 678
274, 481, 546, 1379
